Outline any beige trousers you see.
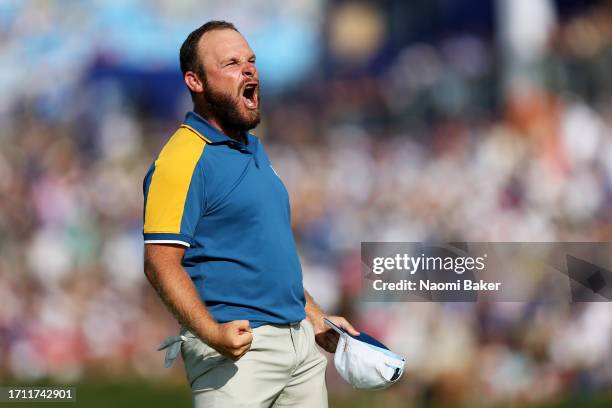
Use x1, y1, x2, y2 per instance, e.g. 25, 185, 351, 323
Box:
180, 320, 328, 408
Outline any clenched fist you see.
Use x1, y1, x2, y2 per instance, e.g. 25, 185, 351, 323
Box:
207, 320, 253, 361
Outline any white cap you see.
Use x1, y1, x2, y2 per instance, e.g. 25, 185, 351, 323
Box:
324, 318, 405, 390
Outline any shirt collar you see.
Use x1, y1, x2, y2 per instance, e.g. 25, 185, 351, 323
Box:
182, 111, 250, 146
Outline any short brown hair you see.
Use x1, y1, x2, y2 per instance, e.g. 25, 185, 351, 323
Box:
180, 21, 238, 100
180, 20, 238, 78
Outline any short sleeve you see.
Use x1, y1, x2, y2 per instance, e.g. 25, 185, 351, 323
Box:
143, 128, 207, 247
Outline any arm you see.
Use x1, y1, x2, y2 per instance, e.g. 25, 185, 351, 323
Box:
304, 289, 359, 353
144, 243, 252, 361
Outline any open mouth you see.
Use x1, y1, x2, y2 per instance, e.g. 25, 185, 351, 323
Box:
242, 82, 259, 110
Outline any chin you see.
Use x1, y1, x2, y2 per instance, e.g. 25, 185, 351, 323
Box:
241, 110, 261, 130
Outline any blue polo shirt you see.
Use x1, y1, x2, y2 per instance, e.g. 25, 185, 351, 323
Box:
143, 111, 306, 327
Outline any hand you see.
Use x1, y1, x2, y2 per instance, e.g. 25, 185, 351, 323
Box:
206, 320, 253, 361
311, 315, 359, 353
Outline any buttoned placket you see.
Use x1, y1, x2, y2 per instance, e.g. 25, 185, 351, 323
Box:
223, 139, 260, 168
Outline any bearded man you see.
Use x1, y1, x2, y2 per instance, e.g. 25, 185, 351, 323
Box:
142, 20, 357, 407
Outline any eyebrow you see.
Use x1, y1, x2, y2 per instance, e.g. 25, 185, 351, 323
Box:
221, 54, 257, 64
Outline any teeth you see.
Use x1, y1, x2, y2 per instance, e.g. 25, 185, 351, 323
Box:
242, 83, 258, 108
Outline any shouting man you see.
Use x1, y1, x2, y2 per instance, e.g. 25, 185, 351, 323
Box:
142, 21, 357, 407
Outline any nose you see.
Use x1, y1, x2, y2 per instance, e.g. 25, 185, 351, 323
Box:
242, 61, 256, 78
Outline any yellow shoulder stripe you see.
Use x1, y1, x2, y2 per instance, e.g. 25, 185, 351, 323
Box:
180, 124, 213, 143
144, 127, 207, 234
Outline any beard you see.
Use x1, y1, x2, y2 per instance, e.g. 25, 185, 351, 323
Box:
201, 79, 261, 133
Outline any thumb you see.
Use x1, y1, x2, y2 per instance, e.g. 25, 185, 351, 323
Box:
236, 329, 253, 346
233, 319, 252, 333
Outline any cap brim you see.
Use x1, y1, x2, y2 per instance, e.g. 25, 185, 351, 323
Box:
323, 318, 347, 335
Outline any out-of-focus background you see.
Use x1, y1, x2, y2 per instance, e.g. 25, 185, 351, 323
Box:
0, 0, 611, 407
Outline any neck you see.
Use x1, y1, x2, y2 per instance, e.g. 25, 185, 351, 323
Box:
193, 106, 246, 144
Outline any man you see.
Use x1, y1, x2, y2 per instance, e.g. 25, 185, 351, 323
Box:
142, 21, 358, 407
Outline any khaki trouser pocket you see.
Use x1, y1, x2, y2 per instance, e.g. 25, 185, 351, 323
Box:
180, 330, 230, 386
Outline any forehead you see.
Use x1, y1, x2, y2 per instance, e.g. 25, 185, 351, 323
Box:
198, 29, 253, 64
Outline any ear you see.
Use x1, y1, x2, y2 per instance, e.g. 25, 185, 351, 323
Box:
184, 71, 204, 94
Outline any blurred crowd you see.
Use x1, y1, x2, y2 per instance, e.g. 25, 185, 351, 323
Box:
0, 0, 611, 407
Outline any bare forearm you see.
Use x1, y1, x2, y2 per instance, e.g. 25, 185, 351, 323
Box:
304, 289, 359, 352
304, 289, 325, 323
144, 257, 217, 343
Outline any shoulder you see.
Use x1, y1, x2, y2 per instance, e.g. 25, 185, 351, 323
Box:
147, 126, 210, 189
156, 126, 209, 166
